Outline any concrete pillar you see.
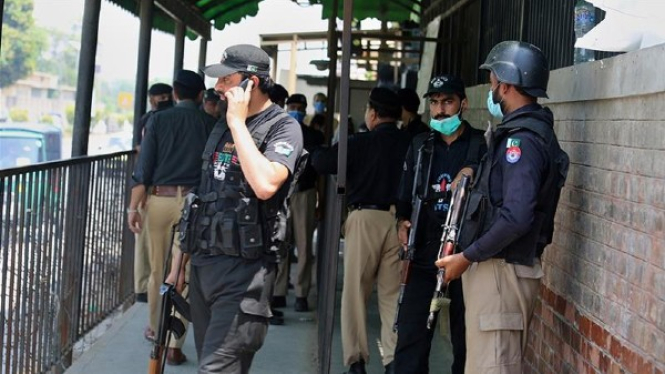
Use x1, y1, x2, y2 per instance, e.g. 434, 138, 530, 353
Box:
71, 0, 102, 157
132, 0, 153, 149
174, 20, 185, 78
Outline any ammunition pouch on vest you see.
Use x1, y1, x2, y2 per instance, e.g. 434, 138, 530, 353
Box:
178, 111, 307, 263
457, 117, 569, 266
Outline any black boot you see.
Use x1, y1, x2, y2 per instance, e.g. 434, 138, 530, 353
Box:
343, 360, 366, 374
294, 297, 309, 312
384, 361, 395, 374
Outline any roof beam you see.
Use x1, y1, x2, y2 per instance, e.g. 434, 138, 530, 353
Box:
260, 30, 440, 45
155, 0, 211, 40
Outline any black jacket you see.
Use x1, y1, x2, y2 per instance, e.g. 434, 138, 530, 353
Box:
461, 104, 568, 265
311, 122, 410, 207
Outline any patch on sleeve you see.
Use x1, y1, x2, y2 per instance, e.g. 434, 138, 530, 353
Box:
274, 141, 294, 157
506, 146, 522, 163
506, 138, 521, 148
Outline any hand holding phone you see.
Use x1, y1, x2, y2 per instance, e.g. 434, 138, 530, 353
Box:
225, 78, 252, 127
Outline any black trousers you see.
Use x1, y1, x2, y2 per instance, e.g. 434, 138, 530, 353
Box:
394, 263, 466, 374
190, 257, 274, 374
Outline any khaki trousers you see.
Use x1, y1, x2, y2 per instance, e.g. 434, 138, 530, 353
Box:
133, 206, 150, 293
274, 188, 317, 298
462, 258, 543, 374
341, 209, 400, 367
144, 192, 189, 349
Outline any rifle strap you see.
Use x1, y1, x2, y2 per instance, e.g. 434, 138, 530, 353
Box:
417, 131, 437, 199
465, 128, 483, 165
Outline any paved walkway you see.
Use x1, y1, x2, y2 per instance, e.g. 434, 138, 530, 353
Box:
66, 247, 454, 373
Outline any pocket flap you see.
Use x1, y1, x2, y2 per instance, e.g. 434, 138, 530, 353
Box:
479, 313, 523, 331
514, 262, 544, 279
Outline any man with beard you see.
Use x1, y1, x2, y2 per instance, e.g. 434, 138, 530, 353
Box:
394, 75, 486, 374
165, 44, 304, 372
435, 41, 569, 374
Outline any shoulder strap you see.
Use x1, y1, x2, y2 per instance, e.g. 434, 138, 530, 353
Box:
201, 119, 229, 173
465, 129, 483, 164
417, 131, 437, 198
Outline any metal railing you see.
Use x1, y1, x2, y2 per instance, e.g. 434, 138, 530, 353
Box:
0, 151, 136, 373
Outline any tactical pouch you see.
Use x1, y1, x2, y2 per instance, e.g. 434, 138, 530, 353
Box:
239, 224, 263, 259
238, 199, 259, 225
178, 193, 200, 254
210, 211, 240, 257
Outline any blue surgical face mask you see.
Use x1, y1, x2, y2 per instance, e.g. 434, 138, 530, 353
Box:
288, 110, 305, 123
487, 85, 504, 119
313, 101, 326, 114
430, 112, 462, 136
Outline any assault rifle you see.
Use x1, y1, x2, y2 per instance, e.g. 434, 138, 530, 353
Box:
426, 173, 471, 329
393, 135, 434, 333
148, 227, 191, 374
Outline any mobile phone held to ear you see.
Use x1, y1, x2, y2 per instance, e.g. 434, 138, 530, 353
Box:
239, 79, 249, 90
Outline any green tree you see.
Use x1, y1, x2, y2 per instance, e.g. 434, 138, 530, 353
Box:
0, 0, 46, 88
36, 26, 80, 87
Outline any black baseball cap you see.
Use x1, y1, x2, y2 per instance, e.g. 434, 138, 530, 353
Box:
174, 70, 206, 92
286, 94, 307, 106
148, 83, 172, 96
424, 74, 466, 98
203, 44, 271, 78
204, 88, 220, 102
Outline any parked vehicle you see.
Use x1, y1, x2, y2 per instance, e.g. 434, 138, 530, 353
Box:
0, 123, 62, 169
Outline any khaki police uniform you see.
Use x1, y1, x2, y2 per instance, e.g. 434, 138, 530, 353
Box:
312, 108, 410, 369
132, 99, 215, 350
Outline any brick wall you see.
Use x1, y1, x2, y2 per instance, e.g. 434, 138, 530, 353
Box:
464, 44, 665, 373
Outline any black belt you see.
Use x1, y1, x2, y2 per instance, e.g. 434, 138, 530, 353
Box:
348, 203, 390, 212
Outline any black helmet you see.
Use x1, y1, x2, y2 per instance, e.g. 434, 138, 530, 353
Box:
479, 41, 549, 98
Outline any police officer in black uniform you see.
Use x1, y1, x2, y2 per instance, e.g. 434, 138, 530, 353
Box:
273, 93, 324, 312
435, 41, 569, 373
133, 83, 173, 152
312, 87, 410, 374
132, 82, 174, 305
166, 44, 303, 373
394, 75, 486, 374
397, 88, 429, 139
128, 70, 215, 365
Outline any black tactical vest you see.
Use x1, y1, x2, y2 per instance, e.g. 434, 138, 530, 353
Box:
179, 112, 307, 263
457, 118, 569, 266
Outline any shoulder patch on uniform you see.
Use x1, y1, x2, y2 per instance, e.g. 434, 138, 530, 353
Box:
274, 141, 294, 156
506, 146, 521, 163
506, 138, 521, 148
